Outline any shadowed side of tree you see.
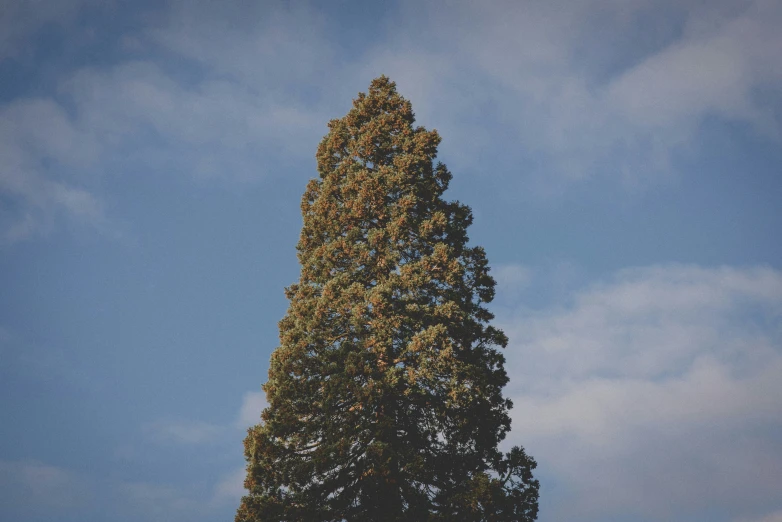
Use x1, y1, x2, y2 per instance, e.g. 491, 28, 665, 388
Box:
236, 76, 539, 522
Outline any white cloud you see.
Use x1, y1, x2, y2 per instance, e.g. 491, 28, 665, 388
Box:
492, 263, 533, 306
211, 390, 269, 504
59, 60, 325, 180
139, 389, 267, 448
1, 1, 337, 242
143, 418, 224, 445
149, 0, 336, 88
607, 0, 782, 133
213, 467, 246, 504
500, 264, 782, 521
136, 0, 777, 190
119, 0, 776, 191
0, 460, 92, 516
493, 264, 532, 290
737, 510, 782, 522
0, 98, 104, 242
205, 391, 269, 506
0, 457, 241, 521
140, 387, 268, 447
115, 480, 202, 521
237, 390, 267, 429
5, 0, 780, 242
368, 0, 782, 185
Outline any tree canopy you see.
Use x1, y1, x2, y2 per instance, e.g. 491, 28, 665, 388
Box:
236, 76, 539, 522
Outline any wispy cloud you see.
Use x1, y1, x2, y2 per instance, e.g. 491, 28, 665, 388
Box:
737, 510, 782, 522
0, 98, 104, 242
0, 1, 335, 241
491, 263, 533, 306
143, 418, 224, 445
236, 390, 267, 429
60, 60, 325, 180
115, 480, 202, 521
0, 457, 240, 521
149, 0, 336, 88
209, 391, 270, 505
500, 264, 782, 521
213, 467, 246, 504
0, 460, 93, 517
367, 0, 782, 185
134, 390, 265, 510
142, 388, 268, 447
3, 1, 780, 240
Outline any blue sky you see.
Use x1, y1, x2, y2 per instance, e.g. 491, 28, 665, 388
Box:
1, 1, 781, 521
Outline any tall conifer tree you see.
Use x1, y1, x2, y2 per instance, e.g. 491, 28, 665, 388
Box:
236, 77, 539, 522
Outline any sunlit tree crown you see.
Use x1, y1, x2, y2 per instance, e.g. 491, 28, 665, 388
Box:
236, 76, 538, 522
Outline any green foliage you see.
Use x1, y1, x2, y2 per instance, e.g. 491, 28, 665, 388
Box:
236, 77, 539, 521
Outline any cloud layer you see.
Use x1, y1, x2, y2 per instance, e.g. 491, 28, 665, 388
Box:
499, 264, 782, 521
2, 0, 780, 240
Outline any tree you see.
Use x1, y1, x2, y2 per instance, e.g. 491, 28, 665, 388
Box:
236, 76, 539, 522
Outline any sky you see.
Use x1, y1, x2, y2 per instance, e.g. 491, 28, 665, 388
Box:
1, 0, 781, 521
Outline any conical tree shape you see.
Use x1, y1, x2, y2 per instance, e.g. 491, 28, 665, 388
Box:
236, 77, 539, 522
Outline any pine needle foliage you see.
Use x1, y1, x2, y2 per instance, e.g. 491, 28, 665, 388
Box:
236, 77, 539, 522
